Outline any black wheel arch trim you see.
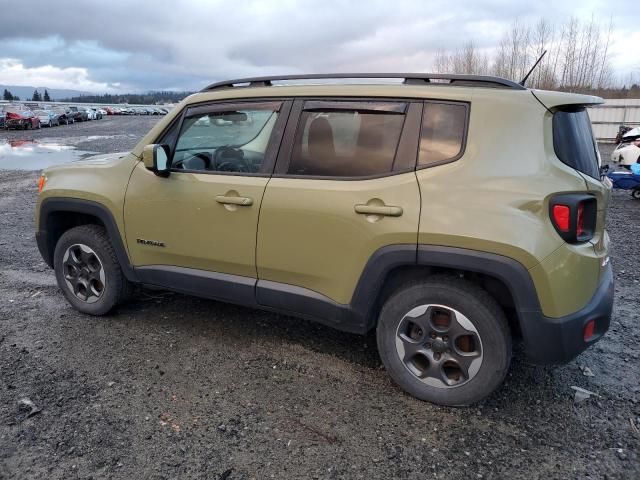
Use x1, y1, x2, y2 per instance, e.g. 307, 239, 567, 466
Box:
37, 197, 138, 282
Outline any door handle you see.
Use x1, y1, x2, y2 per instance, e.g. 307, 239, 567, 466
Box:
354, 204, 403, 217
215, 195, 253, 206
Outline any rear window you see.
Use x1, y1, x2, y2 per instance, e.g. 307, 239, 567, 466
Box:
552, 108, 599, 179
419, 101, 468, 167
287, 103, 405, 177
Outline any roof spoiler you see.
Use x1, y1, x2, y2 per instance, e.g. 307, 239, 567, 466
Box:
531, 90, 604, 111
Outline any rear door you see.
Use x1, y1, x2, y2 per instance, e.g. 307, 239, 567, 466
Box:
256, 99, 422, 309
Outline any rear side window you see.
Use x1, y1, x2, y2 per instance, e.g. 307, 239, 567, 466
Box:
287, 102, 405, 177
419, 102, 468, 167
553, 108, 599, 179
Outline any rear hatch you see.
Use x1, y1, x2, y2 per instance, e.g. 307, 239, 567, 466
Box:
533, 90, 611, 264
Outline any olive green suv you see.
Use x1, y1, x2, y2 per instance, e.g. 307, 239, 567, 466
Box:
35, 74, 614, 405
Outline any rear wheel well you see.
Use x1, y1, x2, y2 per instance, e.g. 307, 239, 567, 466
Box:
371, 265, 521, 339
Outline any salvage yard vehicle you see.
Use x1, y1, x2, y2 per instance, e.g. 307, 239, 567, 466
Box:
67, 106, 89, 122
52, 107, 74, 125
35, 73, 614, 406
34, 109, 60, 127
5, 110, 40, 129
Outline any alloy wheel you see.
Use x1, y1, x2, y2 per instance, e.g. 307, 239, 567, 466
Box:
395, 304, 483, 388
62, 244, 106, 304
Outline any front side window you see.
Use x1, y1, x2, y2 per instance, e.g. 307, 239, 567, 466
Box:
287, 103, 406, 177
171, 103, 280, 174
419, 102, 468, 167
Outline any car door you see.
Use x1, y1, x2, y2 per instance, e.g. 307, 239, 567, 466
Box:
256, 99, 422, 313
124, 100, 291, 298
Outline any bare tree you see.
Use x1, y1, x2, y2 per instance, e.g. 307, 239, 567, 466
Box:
431, 16, 616, 93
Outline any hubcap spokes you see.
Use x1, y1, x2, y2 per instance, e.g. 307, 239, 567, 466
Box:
395, 304, 483, 388
62, 244, 105, 304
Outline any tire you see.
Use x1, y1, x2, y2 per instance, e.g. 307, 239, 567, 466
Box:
376, 275, 511, 406
48, 120, 52, 128
53, 225, 133, 315
632, 189, 640, 200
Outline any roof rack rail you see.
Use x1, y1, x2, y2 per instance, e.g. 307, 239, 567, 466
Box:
201, 73, 526, 92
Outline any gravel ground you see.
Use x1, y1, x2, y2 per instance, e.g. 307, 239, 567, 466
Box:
0, 119, 639, 479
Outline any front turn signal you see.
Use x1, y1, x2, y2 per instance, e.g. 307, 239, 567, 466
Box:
37, 175, 47, 193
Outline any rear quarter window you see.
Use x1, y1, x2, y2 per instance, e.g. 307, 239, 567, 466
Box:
552, 108, 599, 179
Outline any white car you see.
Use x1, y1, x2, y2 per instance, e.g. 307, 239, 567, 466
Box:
611, 127, 640, 167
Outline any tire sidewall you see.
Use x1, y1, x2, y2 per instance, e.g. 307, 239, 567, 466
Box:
377, 281, 511, 406
53, 228, 121, 315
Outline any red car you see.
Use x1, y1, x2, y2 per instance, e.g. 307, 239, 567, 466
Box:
5, 111, 41, 130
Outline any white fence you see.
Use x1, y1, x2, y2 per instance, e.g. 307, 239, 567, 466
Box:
590, 99, 640, 143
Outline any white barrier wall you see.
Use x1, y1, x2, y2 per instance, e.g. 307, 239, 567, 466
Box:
589, 99, 640, 143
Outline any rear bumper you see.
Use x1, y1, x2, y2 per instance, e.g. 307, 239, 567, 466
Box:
521, 262, 614, 364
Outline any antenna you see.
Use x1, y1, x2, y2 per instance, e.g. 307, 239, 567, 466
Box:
520, 50, 547, 87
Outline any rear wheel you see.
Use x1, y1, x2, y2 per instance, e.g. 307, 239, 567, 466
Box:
54, 225, 133, 315
632, 188, 640, 200
377, 275, 511, 406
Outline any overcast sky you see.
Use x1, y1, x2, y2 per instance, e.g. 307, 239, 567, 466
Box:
0, 0, 637, 93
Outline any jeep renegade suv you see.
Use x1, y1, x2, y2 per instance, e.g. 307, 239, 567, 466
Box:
35, 74, 613, 406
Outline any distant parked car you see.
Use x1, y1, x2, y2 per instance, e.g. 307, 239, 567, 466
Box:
68, 106, 89, 122
34, 110, 60, 127
52, 107, 74, 125
97, 108, 107, 117
5, 110, 41, 130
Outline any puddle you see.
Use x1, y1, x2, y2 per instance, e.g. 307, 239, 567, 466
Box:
0, 140, 97, 170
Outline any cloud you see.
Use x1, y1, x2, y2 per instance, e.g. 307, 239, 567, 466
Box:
0, 58, 117, 92
0, 0, 636, 92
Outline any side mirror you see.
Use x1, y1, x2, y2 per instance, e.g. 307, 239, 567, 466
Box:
143, 144, 171, 176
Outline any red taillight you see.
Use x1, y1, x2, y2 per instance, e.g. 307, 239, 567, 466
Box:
550, 194, 596, 243
576, 202, 585, 237
552, 205, 570, 232
583, 320, 595, 341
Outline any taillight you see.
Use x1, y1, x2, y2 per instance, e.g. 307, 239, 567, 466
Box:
552, 205, 570, 232
576, 203, 585, 237
583, 319, 596, 341
549, 194, 596, 243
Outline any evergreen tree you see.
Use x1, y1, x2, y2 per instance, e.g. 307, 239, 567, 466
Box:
12, 96, 20, 101
2, 89, 13, 101
43, 89, 51, 102
32, 90, 41, 101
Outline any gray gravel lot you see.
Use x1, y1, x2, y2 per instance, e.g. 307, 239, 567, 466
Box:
0, 117, 639, 479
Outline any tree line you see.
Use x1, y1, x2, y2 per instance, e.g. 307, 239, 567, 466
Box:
3, 89, 52, 102
2, 89, 189, 105
433, 17, 640, 98
58, 91, 190, 105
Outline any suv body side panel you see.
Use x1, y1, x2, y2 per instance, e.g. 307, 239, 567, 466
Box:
124, 162, 269, 278
36, 152, 139, 266
416, 89, 598, 318
256, 173, 421, 305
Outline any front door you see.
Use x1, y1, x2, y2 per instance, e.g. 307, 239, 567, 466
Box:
124, 100, 290, 284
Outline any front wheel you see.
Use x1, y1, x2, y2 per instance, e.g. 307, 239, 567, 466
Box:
632, 188, 640, 200
53, 225, 133, 315
377, 275, 511, 406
